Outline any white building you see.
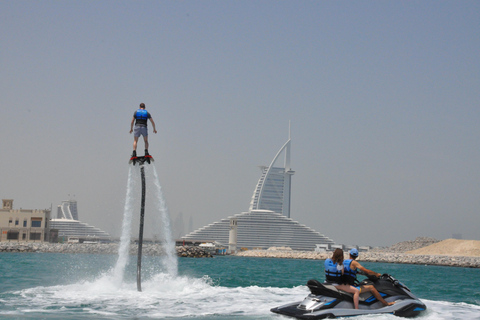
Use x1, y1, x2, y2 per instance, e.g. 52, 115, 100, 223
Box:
50, 199, 111, 242
183, 210, 334, 251
50, 219, 111, 242
57, 199, 78, 220
249, 136, 295, 218
182, 132, 336, 251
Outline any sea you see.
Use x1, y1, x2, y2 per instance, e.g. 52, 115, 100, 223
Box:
0, 253, 479, 320
3, 165, 478, 320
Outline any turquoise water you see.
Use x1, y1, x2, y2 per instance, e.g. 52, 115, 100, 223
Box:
0, 253, 479, 319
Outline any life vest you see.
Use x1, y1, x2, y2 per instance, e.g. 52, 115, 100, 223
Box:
324, 259, 343, 283
136, 109, 148, 120
343, 259, 358, 285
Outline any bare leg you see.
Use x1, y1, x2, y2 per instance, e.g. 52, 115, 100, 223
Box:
362, 285, 395, 306
336, 284, 360, 309
133, 136, 139, 151
143, 135, 149, 150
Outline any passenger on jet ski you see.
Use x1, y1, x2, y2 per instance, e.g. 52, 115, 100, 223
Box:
271, 248, 426, 318
344, 248, 395, 307
324, 248, 361, 309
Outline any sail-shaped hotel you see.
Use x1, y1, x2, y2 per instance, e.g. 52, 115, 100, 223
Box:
182, 132, 335, 251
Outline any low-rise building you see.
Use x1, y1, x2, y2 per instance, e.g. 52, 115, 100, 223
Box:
0, 199, 52, 242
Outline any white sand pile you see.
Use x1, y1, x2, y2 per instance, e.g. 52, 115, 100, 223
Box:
407, 239, 480, 257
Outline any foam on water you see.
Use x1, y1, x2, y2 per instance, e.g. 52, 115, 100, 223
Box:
3, 274, 480, 319
420, 299, 480, 319
4, 273, 303, 319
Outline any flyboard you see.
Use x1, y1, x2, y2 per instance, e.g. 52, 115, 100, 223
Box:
129, 155, 154, 166
129, 153, 154, 292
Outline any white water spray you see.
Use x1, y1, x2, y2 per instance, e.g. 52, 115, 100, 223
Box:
150, 165, 178, 277
113, 166, 138, 284
113, 162, 178, 285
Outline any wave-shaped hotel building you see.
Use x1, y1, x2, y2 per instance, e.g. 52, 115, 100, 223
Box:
50, 199, 111, 242
182, 132, 335, 251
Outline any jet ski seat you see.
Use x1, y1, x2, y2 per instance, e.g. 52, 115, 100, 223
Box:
306, 279, 373, 302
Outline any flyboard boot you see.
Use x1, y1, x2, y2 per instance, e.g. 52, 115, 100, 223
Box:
144, 149, 154, 164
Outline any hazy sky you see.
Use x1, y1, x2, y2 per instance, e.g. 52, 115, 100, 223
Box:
1, 1, 479, 247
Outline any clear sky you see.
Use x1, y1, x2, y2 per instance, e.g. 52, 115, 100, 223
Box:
1, 1, 479, 247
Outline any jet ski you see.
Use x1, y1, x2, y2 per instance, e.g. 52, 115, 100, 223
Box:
271, 274, 426, 319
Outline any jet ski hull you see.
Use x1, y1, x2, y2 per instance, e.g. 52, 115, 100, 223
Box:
271, 274, 426, 319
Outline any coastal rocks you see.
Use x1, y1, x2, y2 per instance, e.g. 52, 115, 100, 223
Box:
236, 249, 330, 260
267, 247, 293, 251
235, 249, 480, 268
0, 244, 35, 252
177, 246, 213, 258
0, 242, 213, 258
234, 238, 480, 268
359, 252, 480, 268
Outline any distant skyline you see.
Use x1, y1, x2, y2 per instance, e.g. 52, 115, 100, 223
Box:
1, 1, 479, 247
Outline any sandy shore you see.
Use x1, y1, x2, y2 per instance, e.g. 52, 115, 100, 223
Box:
407, 239, 480, 256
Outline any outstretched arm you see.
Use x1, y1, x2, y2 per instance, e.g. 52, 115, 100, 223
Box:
352, 261, 381, 277
149, 118, 157, 133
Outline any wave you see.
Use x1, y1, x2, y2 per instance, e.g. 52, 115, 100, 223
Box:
1, 272, 479, 319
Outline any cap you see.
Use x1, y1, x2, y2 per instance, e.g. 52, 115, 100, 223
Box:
350, 248, 359, 257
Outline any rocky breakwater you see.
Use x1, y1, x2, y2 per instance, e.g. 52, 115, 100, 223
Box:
0, 243, 213, 258
234, 238, 480, 268
0, 244, 36, 253
177, 246, 213, 258
236, 247, 330, 260
354, 252, 480, 268
236, 249, 480, 268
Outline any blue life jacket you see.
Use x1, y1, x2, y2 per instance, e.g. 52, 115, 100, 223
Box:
343, 259, 358, 285
324, 259, 343, 283
136, 109, 148, 120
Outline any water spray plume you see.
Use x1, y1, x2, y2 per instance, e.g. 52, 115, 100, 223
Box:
113, 162, 178, 290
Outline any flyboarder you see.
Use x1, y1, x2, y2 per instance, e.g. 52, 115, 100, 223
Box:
130, 103, 157, 164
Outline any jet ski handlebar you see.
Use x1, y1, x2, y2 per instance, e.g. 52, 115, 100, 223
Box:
365, 274, 408, 288
381, 274, 411, 292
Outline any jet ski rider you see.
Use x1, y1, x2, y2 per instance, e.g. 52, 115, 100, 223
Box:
344, 248, 395, 307
324, 248, 360, 309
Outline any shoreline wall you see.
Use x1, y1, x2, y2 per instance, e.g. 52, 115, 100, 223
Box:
0, 242, 212, 258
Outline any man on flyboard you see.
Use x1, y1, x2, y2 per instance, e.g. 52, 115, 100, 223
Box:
129, 103, 157, 164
